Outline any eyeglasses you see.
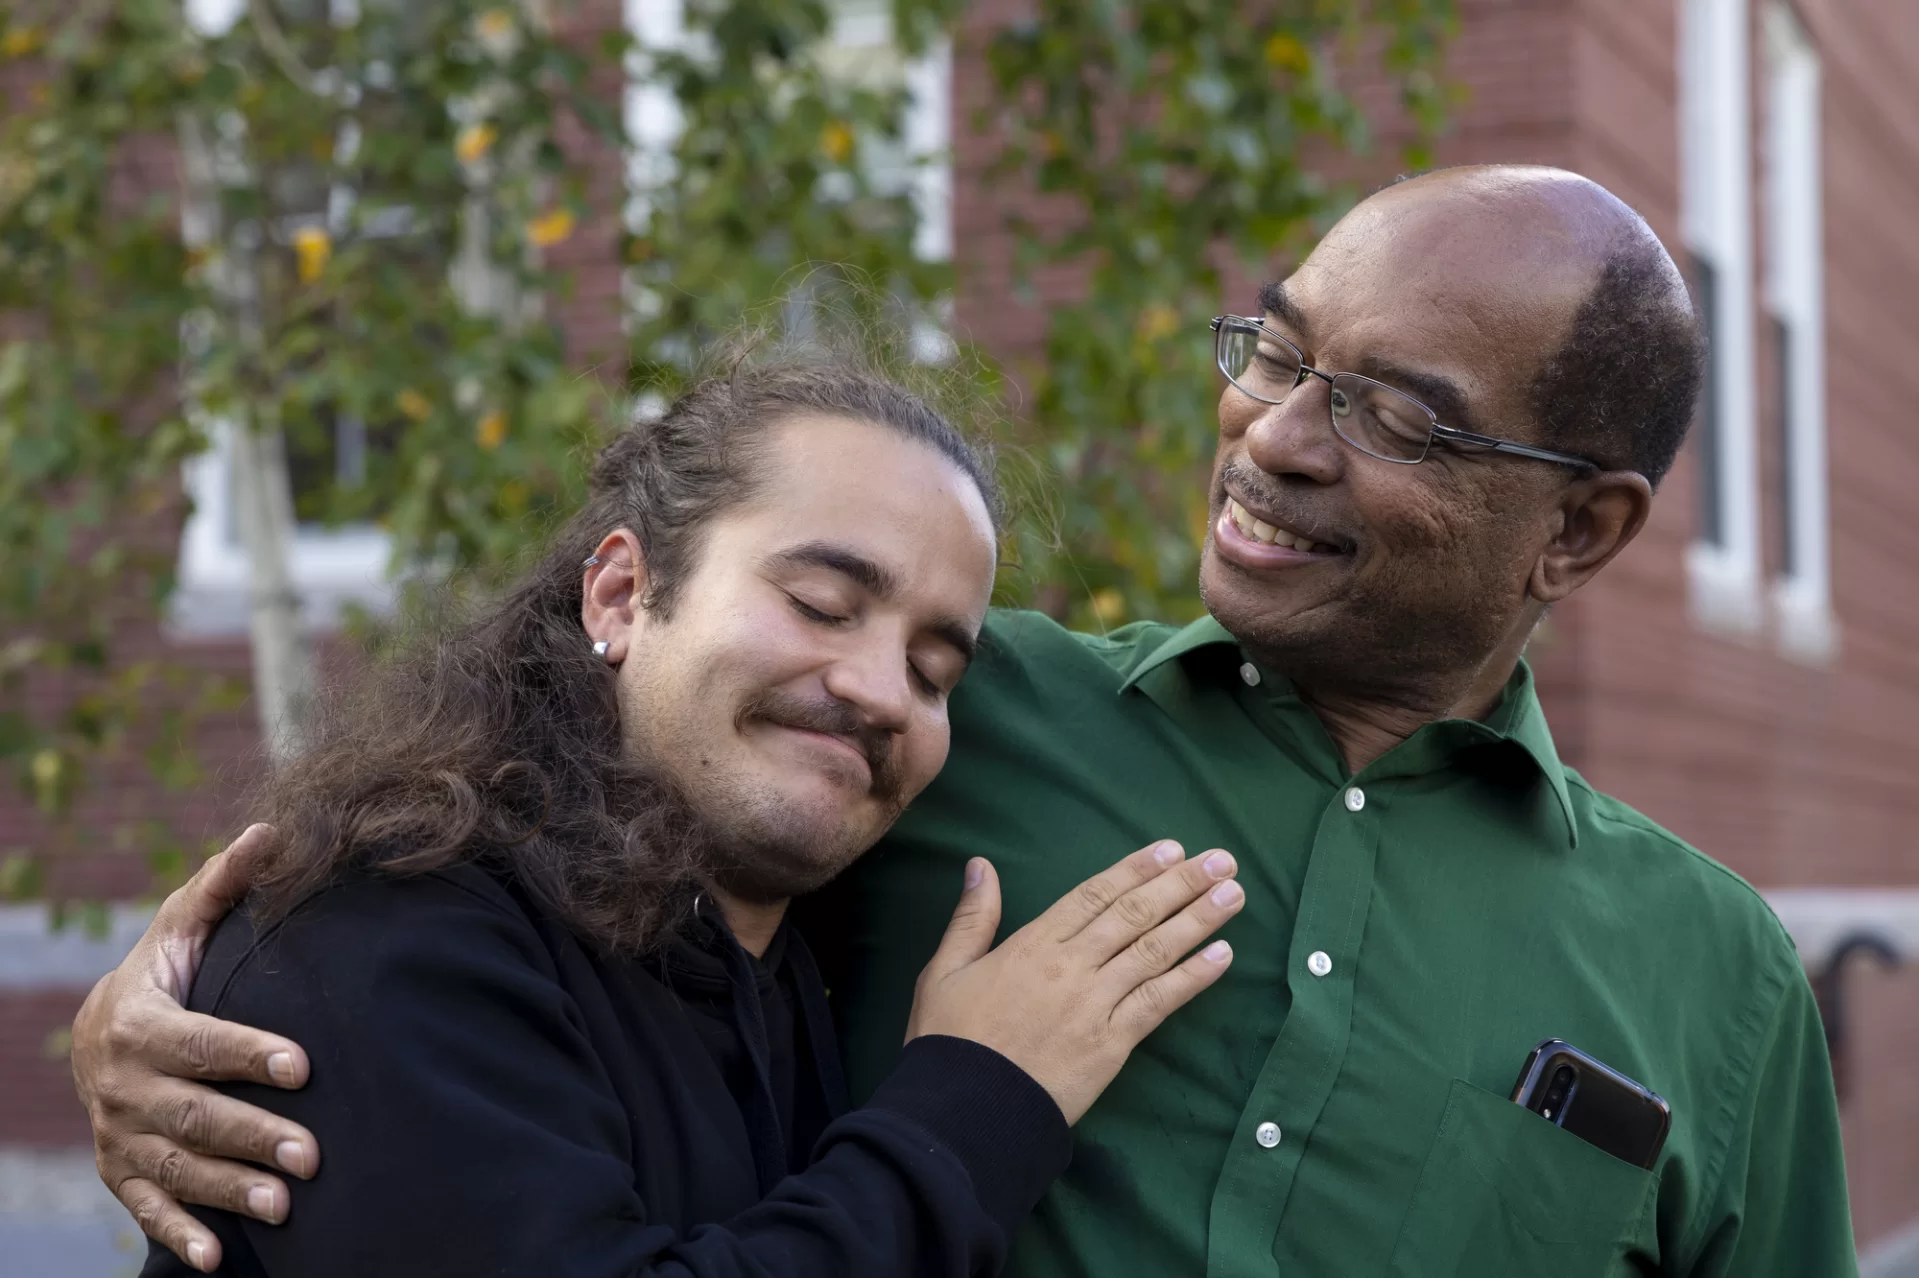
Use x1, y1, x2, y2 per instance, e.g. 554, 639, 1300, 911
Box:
1210, 316, 1601, 472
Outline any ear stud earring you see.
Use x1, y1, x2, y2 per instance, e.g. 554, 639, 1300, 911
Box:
592, 640, 611, 661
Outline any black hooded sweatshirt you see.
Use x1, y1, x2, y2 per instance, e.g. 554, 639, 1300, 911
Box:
140, 863, 1071, 1278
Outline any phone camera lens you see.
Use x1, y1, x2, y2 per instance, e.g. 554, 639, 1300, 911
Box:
1540, 1064, 1577, 1124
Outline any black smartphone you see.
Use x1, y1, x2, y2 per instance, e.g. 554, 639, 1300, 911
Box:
1509, 1039, 1672, 1169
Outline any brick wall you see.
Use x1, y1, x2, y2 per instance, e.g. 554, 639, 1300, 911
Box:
1563, 0, 1919, 896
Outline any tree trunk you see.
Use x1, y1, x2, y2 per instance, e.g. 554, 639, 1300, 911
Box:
227, 419, 314, 762
177, 112, 315, 764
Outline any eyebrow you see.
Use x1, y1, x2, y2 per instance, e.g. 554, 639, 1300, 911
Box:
1257, 280, 1483, 436
1256, 280, 1311, 340
763, 540, 980, 666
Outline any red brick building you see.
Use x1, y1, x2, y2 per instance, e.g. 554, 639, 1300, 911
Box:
3, 0, 1915, 1268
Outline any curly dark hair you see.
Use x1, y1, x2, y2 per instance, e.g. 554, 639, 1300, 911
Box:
243, 336, 1000, 954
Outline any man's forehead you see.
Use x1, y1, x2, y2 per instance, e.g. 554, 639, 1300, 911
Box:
1267, 192, 1603, 402
1304, 173, 1605, 314
739, 415, 996, 605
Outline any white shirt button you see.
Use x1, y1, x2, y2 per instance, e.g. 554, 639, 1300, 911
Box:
1343, 786, 1366, 811
1239, 662, 1261, 687
1307, 950, 1333, 978
1254, 1121, 1281, 1148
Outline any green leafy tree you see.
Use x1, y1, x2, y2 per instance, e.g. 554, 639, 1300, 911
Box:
0, 0, 623, 899
0, 0, 1453, 905
982, 0, 1455, 627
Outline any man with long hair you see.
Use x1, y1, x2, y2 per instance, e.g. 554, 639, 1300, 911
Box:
86, 339, 1247, 1276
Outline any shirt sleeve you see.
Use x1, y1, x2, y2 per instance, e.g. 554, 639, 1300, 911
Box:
1677, 962, 1859, 1277
159, 871, 1067, 1278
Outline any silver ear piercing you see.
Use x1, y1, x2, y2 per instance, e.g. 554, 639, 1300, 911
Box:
582, 554, 600, 568
592, 640, 611, 661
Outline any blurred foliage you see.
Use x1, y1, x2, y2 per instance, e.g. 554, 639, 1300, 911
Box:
0, 0, 617, 900
982, 0, 1456, 627
0, 0, 1453, 898
622, 0, 965, 393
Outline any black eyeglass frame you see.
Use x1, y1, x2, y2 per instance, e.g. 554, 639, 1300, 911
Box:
1210, 316, 1603, 473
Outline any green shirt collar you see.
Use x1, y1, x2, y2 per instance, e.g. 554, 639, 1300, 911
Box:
1118, 614, 1579, 849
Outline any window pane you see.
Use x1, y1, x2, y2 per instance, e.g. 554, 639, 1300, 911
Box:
1690, 252, 1725, 547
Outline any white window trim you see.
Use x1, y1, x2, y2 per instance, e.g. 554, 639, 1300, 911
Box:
1762, 4, 1835, 663
1680, 0, 1763, 635
170, 419, 397, 639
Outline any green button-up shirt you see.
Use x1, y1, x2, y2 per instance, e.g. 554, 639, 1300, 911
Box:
826, 611, 1855, 1277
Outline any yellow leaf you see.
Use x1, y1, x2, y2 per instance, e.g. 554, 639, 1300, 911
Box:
1, 26, 43, 59
474, 8, 519, 59
1135, 303, 1179, 344
527, 207, 575, 248
292, 226, 331, 283
1091, 588, 1126, 626
396, 388, 433, 422
29, 749, 60, 790
476, 411, 507, 451
476, 9, 514, 42
1264, 32, 1312, 74
820, 120, 855, 165
456, 122, 498, 166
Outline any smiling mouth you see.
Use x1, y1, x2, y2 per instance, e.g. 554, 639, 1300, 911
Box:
1222, 497, 1343, 554
774, 723, 874, 783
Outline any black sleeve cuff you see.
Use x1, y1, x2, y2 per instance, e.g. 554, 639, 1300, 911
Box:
862, 1035, 1073, 1234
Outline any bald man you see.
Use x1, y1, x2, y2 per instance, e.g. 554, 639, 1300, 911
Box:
78, 167, 1855, 1277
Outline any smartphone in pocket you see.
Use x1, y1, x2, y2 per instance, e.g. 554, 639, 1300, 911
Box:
1510, 1039, 1671, 1169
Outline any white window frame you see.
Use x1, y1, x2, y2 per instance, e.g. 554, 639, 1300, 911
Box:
620, 0, 954, 296
1679, 0, 1763, 634
1762, 3, 1834, 662
171, 422, 397, 638
171, 0, 397, 639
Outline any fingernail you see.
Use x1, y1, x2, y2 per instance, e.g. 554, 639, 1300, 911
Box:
1210, 880, 1244, 908
187, 1240, 208, 1271
247, 1184, 279, 1221
1152, 841, 1183, 867
964, 859, 984, 889
1203, 940, 1232, 963
267, 1051, 296, 1085
1202, 850, 1234, 878
275, 1140, 307, 1176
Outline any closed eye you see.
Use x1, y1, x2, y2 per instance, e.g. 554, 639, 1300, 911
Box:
787, 595, 847, 626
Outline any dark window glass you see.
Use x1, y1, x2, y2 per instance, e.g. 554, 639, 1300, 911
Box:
1690, 253, 1725, 547
1771, 314, 1797, 577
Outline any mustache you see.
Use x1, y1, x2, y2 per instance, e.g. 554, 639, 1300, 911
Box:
1217, 459, 1356, 551
738, 688, 903, 800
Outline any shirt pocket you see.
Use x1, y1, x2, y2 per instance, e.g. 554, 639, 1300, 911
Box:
1386, 1077, 1656, 1278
